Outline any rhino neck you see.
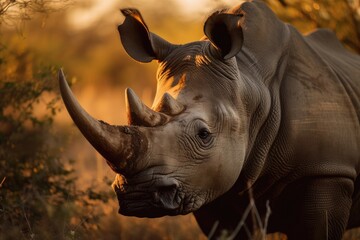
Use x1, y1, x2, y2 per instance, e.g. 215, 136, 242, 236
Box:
232, 43, 291, 193
229, 2, 292, 192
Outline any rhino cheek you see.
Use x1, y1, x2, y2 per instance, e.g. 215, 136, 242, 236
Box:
198, 142, 245, 202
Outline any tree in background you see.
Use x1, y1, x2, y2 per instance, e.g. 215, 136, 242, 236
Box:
265, 0, 360, 53
0, 1, 111, 239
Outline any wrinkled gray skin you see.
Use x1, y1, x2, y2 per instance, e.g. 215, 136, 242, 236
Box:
59, 1, 360, 239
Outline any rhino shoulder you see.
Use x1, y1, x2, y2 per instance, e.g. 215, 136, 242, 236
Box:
304, 28, 357, 57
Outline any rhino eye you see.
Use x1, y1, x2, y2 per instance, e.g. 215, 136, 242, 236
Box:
197, 128, 210, 140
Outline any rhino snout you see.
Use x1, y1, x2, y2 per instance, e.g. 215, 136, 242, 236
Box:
113, 175, 185, 217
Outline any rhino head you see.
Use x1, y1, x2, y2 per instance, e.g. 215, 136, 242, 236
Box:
60, 4, 275, 217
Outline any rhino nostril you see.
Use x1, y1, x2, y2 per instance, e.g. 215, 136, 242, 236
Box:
152, 191, 160, 203
152, 184, 180, 210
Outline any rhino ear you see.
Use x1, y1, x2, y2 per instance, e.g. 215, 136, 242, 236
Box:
204, 12, 244, 60
118, 9, 173, 62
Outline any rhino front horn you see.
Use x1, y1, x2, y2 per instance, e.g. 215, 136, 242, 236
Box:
58, 69, 147, 175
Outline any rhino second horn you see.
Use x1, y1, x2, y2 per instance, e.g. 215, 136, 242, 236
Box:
155, 93, 185, 116
126, 88, 169, 127
59, 69, 147, 175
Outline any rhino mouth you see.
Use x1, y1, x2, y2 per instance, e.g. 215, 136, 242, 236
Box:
112, 174, 186, 217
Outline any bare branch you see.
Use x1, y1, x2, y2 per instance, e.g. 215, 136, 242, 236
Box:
207, 221, 219, 239
0, 1, 17, 16
263, 201, 272, 237
0, 0, 70, 27
0, 176, 6, 188
227, 201, 254, 240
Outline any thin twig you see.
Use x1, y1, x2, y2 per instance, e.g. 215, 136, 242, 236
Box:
252, 201, 266, 239
252, 198, 264, 229
227, 200, 254, 240
207, 220, 219, 240
22, 207, 34, 238
243, 223, 253, 239
0, 1, 16, 16
263, 200, 272, 238
231, 183, 272, 240
325, 210, 328, 240
0, 177, 6, 188
247, 183, 260, 233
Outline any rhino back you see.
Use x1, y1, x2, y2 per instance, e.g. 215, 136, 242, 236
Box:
305, 28, 360, 122
275, 26, 360, 182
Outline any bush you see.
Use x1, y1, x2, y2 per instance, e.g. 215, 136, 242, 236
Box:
0, 2, 111, 239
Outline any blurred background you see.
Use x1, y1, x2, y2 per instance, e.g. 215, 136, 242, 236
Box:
0, 0, 359, 239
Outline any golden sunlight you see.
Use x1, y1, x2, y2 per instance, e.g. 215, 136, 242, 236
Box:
66, 0, 241, 30
1, 0, 360, 239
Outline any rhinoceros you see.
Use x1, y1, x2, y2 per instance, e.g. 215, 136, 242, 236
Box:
59, 0, 360, 239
